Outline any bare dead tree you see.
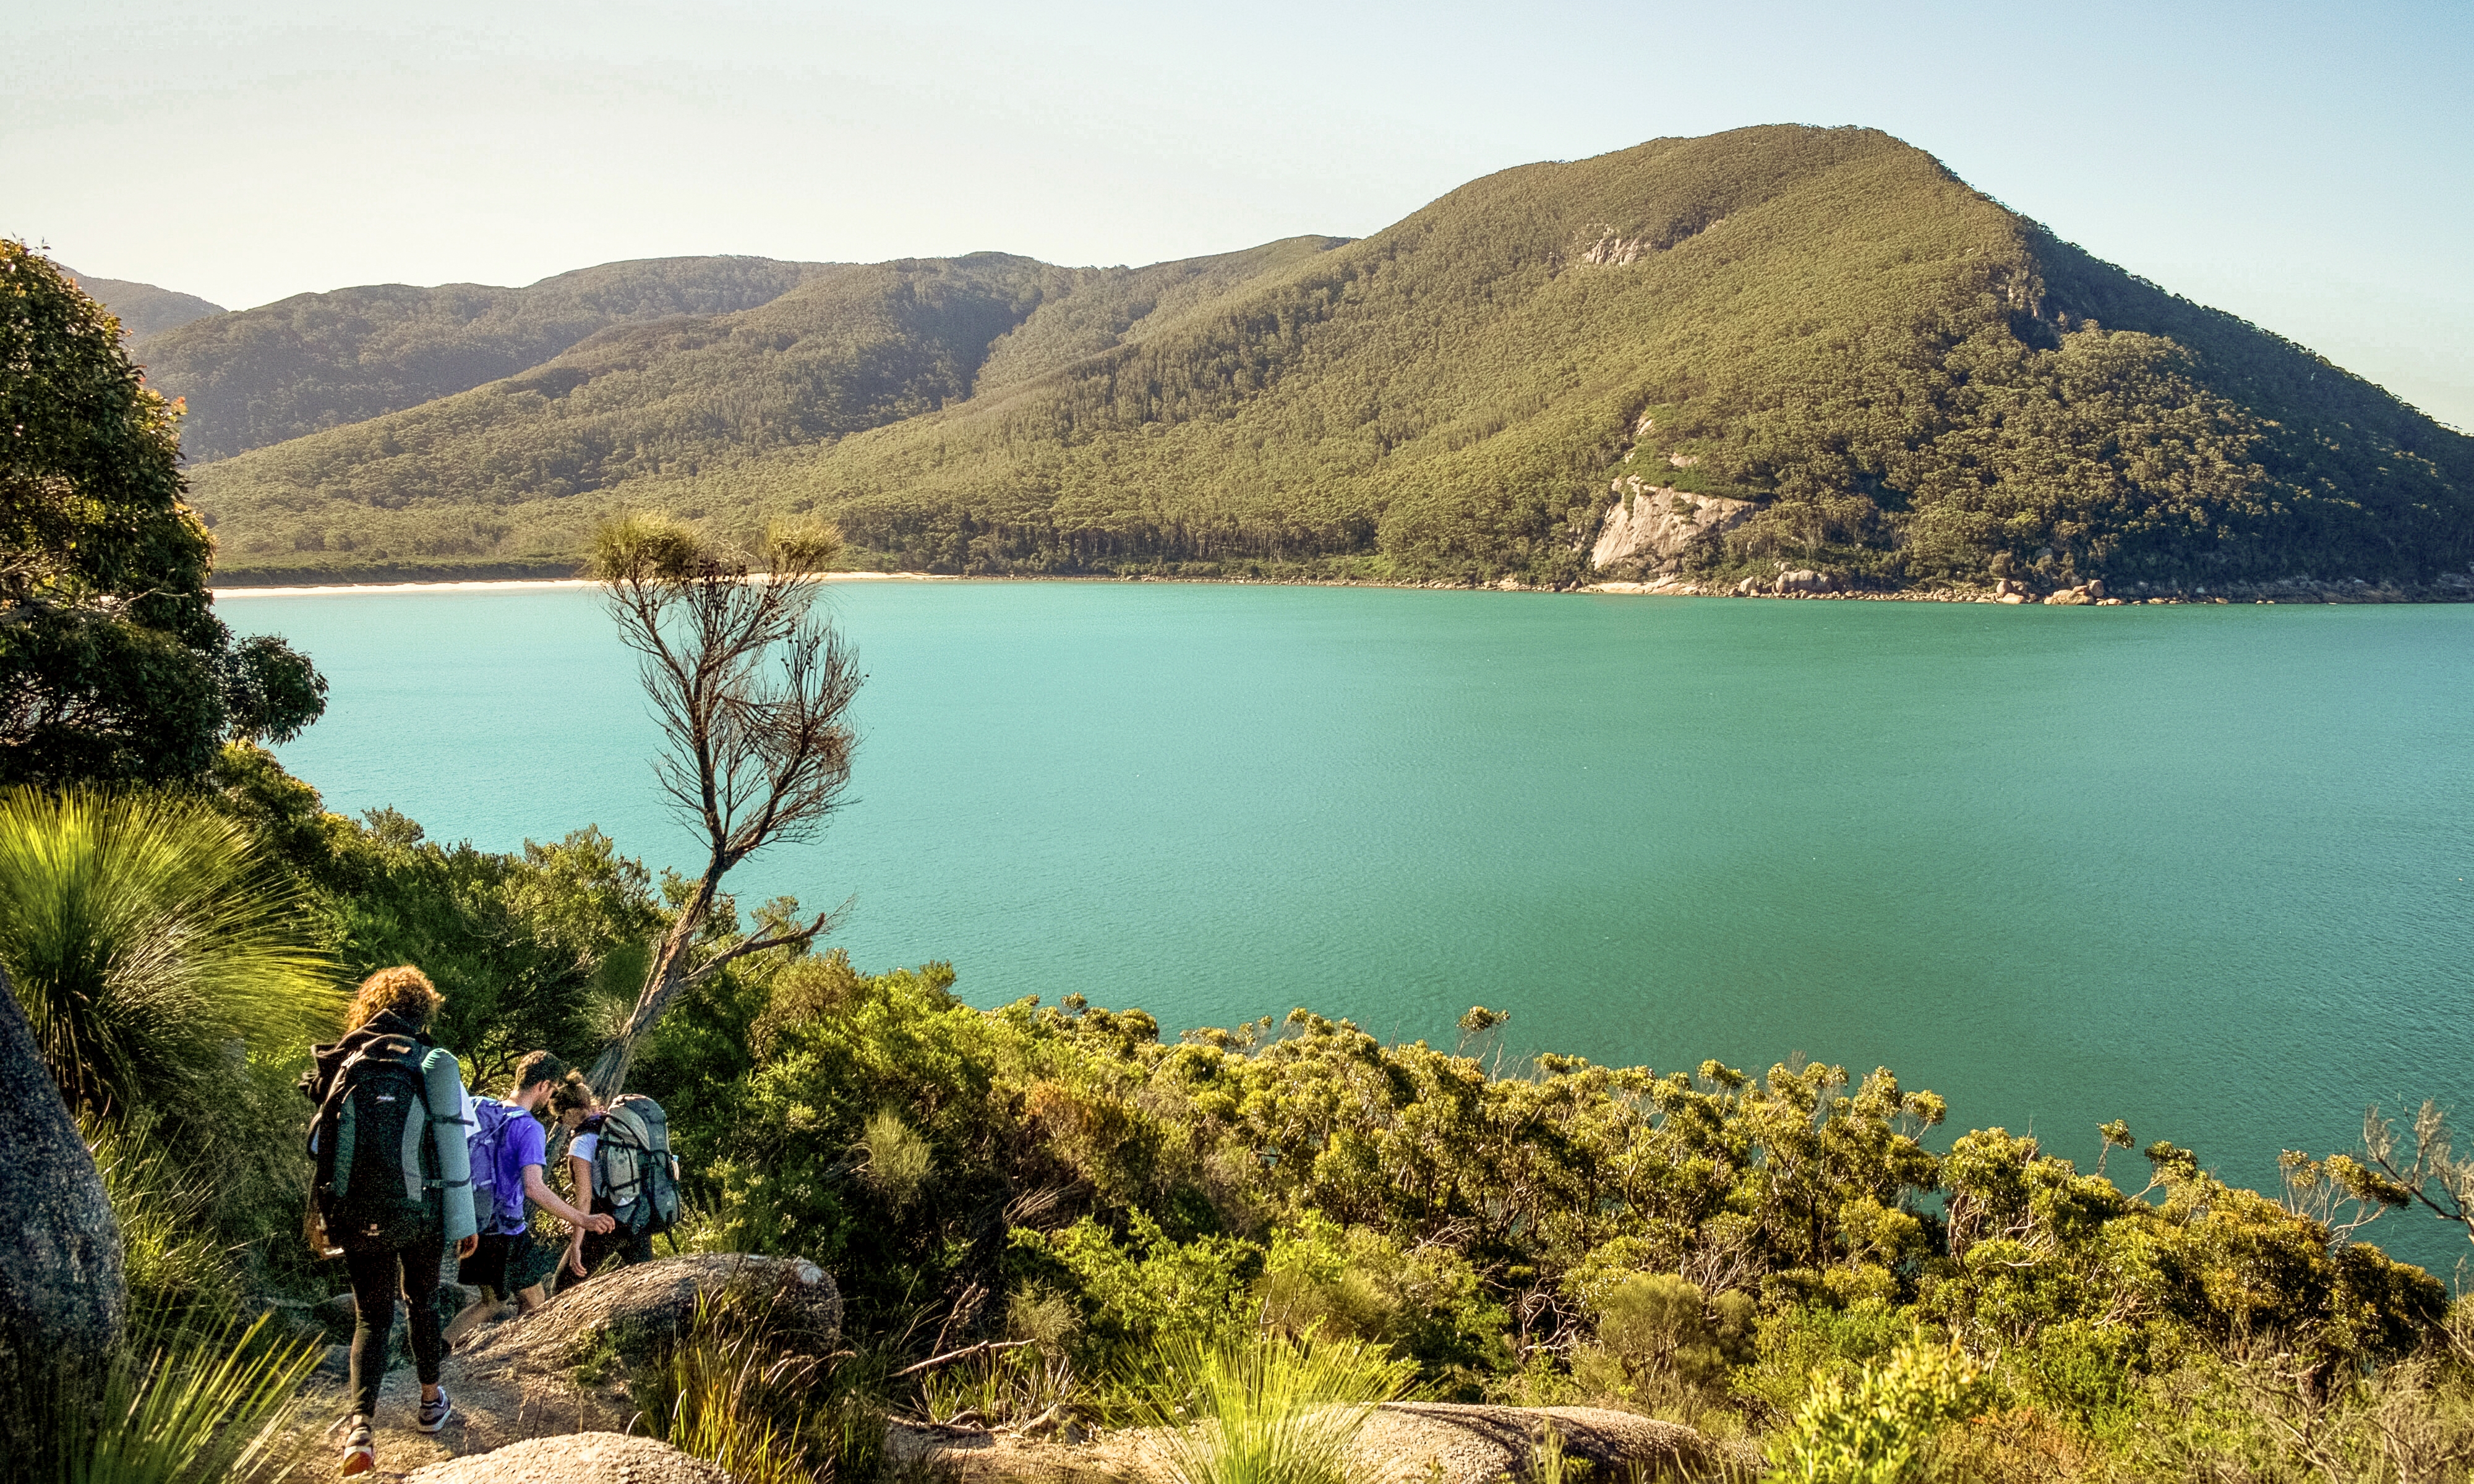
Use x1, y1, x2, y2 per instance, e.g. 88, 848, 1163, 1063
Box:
2360, 1100, 2474, 1245
581, 513, 862, 1098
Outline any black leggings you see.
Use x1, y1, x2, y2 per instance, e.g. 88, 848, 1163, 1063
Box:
343, 1237, 445, 1419
575, 1224, 654, 1276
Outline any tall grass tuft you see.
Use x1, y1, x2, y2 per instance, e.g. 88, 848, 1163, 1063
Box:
61, 1312, 320, 1484
83, 1114, 239, 1328
644, 1289, 834, 1484
0, 787, 341, 1119
1123, 1331, 1416, 1484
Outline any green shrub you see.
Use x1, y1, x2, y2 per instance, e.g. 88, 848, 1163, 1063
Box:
1765, 1334, 1992, 1484
1261, 1212, 1505, 1391
1568, 1274, 1754, 1420
1734, 1301, 1917, 1423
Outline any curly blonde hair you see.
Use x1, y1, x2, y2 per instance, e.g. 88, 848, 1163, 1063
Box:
345, 965, 443, 1033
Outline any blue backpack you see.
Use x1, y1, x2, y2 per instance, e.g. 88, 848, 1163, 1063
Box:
467, 1098, 526, 1235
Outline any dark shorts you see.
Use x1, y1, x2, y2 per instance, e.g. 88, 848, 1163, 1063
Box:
458, 1231, 519, 1295
461, 1230, 564, 1295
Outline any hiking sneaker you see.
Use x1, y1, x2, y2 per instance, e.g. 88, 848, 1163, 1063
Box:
338, 1416, 375, 1476
417, 1387, 453, 1433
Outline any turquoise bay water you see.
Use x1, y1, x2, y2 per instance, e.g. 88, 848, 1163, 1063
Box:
226, 582, 2474, 1266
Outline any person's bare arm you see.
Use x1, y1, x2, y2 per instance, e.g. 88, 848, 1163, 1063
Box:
564, 1153, 597, 1276
523, 1165, 614, 1233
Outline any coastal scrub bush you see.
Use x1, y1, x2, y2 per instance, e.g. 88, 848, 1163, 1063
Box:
1261, 1211, 1506, 1392
1567, 1273, 1755, 1422
1734, 1302, 1918, 1424
1765, 1334, 1992, 1484
1027, 1212, 1262, 1380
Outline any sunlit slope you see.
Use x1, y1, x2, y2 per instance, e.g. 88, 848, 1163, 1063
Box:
142, 255, 828, 461
766, 125, 2472, 586
191, 126, 2471, 586
192, 242, 1345, 574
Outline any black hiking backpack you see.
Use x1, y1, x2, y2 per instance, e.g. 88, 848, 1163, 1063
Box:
307, 1034, 460, 1248
593, 1093, 682, 1237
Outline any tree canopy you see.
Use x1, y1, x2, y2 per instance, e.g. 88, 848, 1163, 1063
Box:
0, 241, 325, 784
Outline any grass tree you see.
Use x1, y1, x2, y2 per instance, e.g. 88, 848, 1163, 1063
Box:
1124, 1332, 1416, 1484
0, 787, 340, 1119
583, 513, 861, 1098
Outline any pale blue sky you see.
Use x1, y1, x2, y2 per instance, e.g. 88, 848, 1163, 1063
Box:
9, 0, 2470, 424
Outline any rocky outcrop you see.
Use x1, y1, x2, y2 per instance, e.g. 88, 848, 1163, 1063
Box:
1357, 1404, 1724, 1483
0, 968, 124, 1454
459, 1254, 841, 1373
299, 1256, 837, 1477
890, 1401, 1727, 1483
1590, 480, 1756, 573
405, 1434, 734, 1484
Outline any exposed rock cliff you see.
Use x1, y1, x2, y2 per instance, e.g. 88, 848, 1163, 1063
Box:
1590, 478, 1757, 573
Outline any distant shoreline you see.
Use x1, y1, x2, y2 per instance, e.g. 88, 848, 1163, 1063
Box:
213, 571, 961, 598
211, 570, 2472, 603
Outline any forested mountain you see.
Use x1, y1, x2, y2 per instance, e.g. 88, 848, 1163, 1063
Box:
131, 256, 827, 461
183, 127, 2474, 589
56, 267, 224, 339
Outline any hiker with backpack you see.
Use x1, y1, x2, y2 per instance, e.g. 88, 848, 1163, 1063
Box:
301, 966, 477, 1477
549, 1072, 682, 1278
444, 1051, 616, 1346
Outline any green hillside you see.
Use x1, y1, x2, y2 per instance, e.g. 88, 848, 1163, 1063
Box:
188, 127, 2474, 590
56, 265, 225, 339
135, 256, 826, 462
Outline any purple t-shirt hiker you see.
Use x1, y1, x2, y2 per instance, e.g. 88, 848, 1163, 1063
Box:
474, 1098, 547, 1234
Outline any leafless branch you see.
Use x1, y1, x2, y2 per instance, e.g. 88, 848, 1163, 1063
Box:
582, 516, 862, 1098
892, 1339, 1039, 1380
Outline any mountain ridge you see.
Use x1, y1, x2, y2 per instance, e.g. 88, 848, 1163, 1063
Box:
130, 255, 829, 461
168, 126, 2473, 592
56, 266, 225, 339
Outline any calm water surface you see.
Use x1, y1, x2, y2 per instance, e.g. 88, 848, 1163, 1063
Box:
225, 583, 2474, 1267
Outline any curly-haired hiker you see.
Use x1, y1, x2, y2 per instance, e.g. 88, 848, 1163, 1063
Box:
301, 966, 478, 1477
443, 1051, 614, 1346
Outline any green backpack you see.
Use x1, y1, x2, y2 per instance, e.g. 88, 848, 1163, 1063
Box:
593, 1094, 682, 1236
307, 1036, 464, 1249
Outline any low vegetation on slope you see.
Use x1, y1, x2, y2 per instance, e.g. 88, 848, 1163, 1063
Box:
132, 255, 827, 461
187, 240, 1347, 578
182, 126, 2474, 592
